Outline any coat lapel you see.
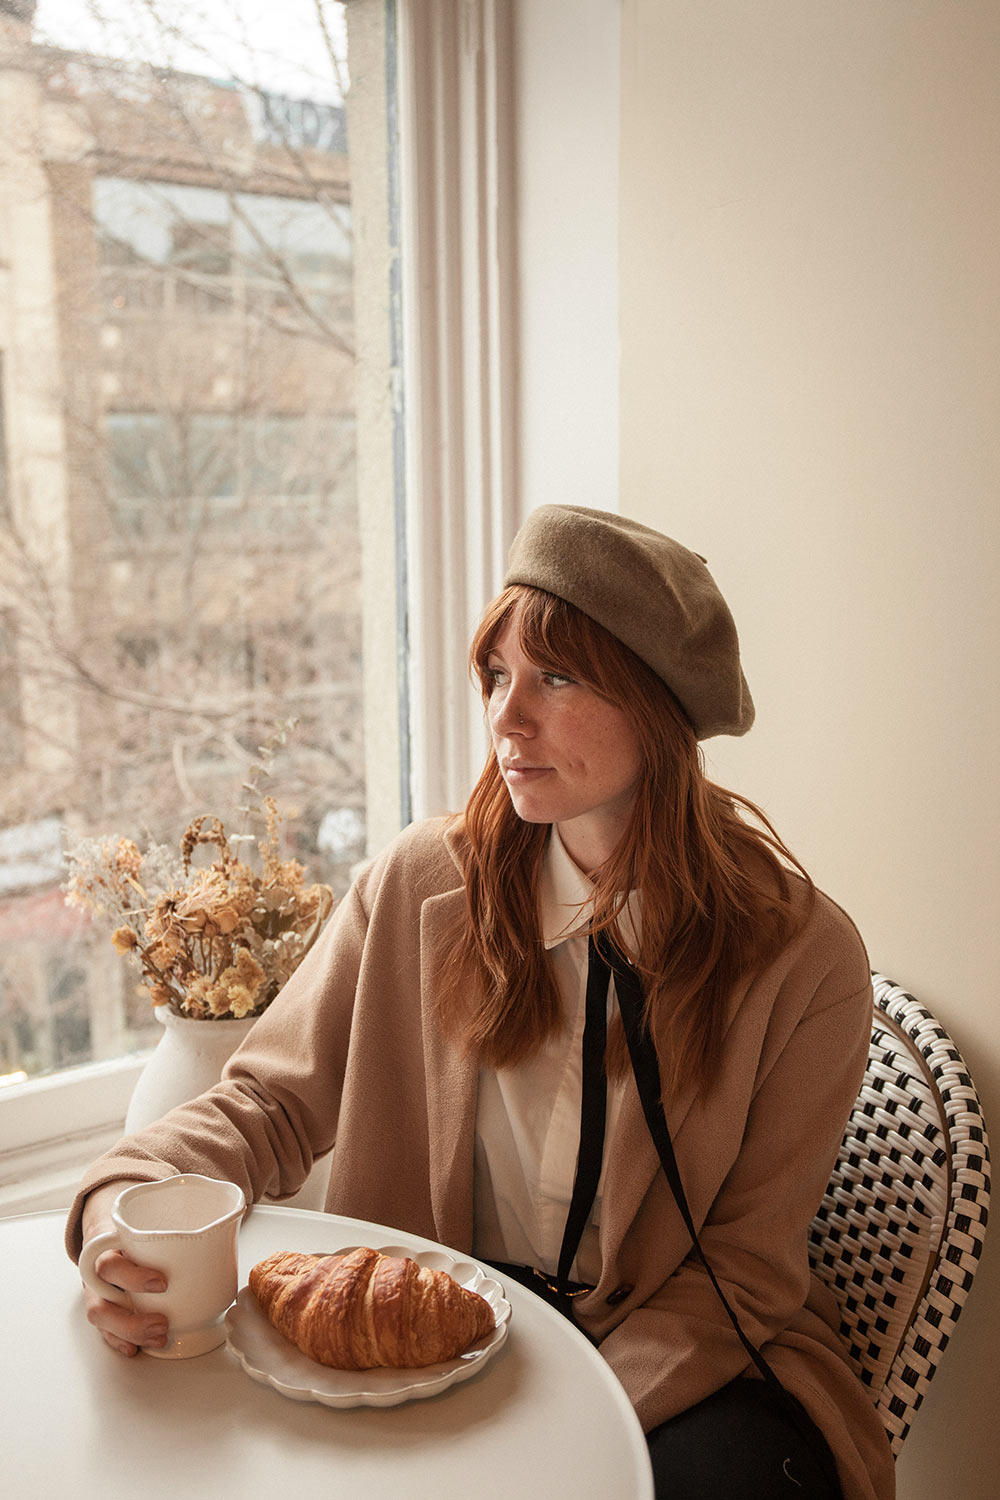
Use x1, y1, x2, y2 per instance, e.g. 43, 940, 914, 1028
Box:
599, 1063, 703, 1269
598, 968, 758, 1273
419, 885, 480, 1250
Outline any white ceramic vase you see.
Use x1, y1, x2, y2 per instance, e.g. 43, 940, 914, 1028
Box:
123, 1004, 333, 1210
124, 1005, 256, 1133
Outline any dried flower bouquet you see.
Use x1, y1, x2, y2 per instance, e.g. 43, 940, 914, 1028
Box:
64, 796, 334, 1021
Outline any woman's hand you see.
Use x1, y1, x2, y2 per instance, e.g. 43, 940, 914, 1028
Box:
80, 1181, 169, 1357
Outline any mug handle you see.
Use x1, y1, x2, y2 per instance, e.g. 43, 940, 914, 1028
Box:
79, 1230, 131, 1308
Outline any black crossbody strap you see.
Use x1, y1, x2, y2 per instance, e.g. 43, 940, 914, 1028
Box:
594, 932, 791, 1403
556, 936, 610, 1295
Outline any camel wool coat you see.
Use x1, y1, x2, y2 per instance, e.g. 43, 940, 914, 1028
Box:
66, 817, 895, 1500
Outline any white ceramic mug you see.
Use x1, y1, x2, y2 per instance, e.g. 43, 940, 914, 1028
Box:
79, 1175, 246, 1358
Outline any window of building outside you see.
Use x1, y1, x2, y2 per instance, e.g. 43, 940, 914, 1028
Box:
0, 3, 400, 1138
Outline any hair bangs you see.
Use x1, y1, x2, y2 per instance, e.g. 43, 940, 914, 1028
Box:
469, 586, 585, 698
471, 584, 669, 713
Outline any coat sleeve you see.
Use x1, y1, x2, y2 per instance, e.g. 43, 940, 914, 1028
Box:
64, 870, 374, 1262
596, 941, 872, 1433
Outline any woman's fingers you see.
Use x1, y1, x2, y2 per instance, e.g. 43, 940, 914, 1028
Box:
83, 1285, 169, 1355
93, 1246, 167, 1296
84, 1289, 169, 1355
84, 1248, 169, 1356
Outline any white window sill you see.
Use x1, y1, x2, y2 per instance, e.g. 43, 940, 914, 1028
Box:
0, 1053, 335, 1218
0, 1055, 147, 1217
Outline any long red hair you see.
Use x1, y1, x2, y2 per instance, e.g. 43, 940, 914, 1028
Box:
437, 585, 813, 1094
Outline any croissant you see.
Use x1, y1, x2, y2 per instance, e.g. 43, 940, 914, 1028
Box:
249, 1247, 496, 1369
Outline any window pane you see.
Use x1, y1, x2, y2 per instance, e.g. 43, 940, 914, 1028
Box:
1, 2, 369, 1085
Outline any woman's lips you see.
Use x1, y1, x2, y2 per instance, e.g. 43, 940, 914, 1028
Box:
503, 763, 552, 782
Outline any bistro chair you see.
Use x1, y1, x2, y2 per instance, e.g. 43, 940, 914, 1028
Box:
807, 971, 990, 1455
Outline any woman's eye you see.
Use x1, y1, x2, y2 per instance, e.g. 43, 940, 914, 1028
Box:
486, 664, 508, 688
543, 672, 574, 688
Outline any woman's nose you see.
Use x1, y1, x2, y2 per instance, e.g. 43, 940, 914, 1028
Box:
491, 684, 531, 735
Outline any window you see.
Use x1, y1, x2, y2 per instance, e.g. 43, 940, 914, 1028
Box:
0, 0, 513, 1212
104, 411, 355, 536
0, 0, 409, 1207
94, 179, 353, 333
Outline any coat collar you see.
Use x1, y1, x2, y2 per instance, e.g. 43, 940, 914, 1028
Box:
418, 880, 480, 1249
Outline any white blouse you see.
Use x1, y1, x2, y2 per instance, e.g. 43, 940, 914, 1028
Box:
472, 827, 638, 1284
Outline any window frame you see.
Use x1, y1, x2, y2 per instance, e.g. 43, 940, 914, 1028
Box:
0, 0, 518, 1214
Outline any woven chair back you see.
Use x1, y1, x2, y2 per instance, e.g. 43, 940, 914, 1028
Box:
807, 972, 990, 1455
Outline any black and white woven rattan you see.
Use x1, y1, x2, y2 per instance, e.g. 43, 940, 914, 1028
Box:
807, 971, 990, 1456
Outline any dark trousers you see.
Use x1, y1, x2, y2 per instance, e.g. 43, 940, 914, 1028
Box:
646, 1375, 844, 1500
491, 1264, 844, 1500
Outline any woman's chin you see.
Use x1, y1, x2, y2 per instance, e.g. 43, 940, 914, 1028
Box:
504, 788, 559, 825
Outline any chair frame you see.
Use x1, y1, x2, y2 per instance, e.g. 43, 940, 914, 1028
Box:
808, 972, 990, 1455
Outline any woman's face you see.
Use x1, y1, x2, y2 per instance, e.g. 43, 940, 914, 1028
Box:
485, 613, 643, 873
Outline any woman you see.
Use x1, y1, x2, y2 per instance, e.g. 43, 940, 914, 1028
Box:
68, 506, 895, 1500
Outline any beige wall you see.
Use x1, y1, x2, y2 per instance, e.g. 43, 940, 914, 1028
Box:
619, 2, 999, 1494
513, 0, 620, 519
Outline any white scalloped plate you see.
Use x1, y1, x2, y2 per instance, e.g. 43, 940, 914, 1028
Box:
224, 1243, 511, 1408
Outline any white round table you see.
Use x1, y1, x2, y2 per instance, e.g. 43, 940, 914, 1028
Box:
6, 1205, 654, 1500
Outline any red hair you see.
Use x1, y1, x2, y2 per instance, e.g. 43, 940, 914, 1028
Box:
437, 586, 813, 1094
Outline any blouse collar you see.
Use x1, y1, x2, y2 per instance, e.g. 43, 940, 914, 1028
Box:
538, 826, 642, 957
538, 826, 597, 949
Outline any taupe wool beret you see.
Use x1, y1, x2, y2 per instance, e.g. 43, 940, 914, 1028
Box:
504, 504, 754, 740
